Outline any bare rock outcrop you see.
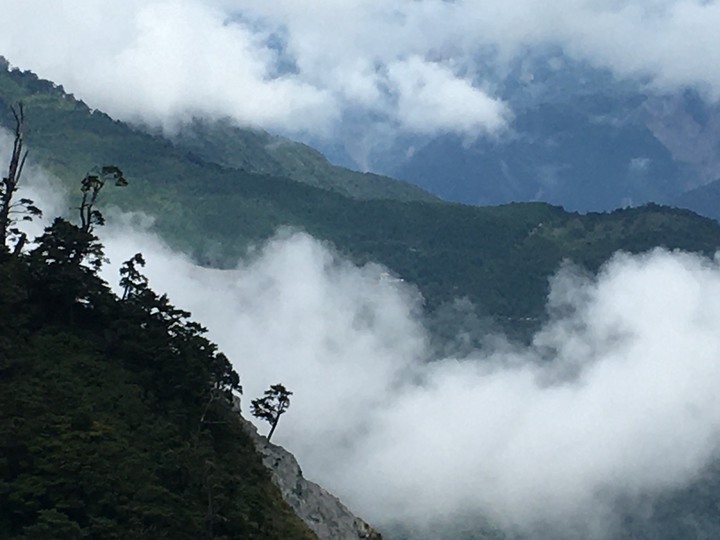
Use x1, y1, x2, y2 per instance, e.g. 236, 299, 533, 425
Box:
241, 418, 382, 540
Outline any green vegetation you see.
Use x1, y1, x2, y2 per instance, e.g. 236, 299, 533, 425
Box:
251, 384, 292, 442
0, 204, 318, 539
171, 117, 437, 202
4, 62, 720, 540
2, 65, 720, 340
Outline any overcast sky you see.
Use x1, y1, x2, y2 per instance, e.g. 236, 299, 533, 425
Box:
2, 0, 720, 146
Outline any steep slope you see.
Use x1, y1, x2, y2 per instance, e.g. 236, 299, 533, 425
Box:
241, 417, 382, 540
383, 58, 720, 215
170, 117, 436, 202
2, 64, 720, 339
391, 94, 682, 211
0, 59, 434, 204
0, 234, 319, 540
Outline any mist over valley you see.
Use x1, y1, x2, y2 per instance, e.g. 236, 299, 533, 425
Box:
4, 3, 720, 538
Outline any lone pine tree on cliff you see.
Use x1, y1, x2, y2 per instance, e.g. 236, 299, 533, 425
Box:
251, 384, 292, 442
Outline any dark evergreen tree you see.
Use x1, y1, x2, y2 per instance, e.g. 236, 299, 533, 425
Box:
78, 165, 127, 233
27, 217, 108, 320
119, 252, 149, 301
251, 384, 292, 442
0, 117, 317, 540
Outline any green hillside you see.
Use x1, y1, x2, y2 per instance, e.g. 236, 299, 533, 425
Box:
4, 62, 720, 540
0, 59, 434, 204
2, 64, 719, 339
171, 117, 437, 202
0, 223, 318, 540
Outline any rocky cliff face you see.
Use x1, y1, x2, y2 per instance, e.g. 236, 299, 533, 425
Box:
240, 416, 382, 540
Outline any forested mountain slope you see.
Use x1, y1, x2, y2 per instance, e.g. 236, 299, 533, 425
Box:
383, 57, 720, 217
0, 221, 318, 539
1, 64, 720, 338
0, 58, 433, 204
170, 117, 437, 202
4, 61, 720, 540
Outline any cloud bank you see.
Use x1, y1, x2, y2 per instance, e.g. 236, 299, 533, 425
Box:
96, 221, 720, 537
9, 133, 720, 537
6, 0, 720, 150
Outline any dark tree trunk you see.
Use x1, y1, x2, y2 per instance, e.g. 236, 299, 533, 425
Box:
267, 415, 280, 442
0, 105, 28, 247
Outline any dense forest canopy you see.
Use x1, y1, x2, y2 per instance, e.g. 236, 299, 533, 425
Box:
0, 148, 317, 538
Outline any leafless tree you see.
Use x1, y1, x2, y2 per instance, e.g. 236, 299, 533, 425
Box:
0, 104, 41, 254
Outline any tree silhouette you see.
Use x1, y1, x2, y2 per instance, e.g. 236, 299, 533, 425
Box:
119, 252, 148, 301
0, 103, 41, 254
78, 165, 127, 233
251, 384, 292, 442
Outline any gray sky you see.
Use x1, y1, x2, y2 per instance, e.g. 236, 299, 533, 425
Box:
3, 0, 720, 142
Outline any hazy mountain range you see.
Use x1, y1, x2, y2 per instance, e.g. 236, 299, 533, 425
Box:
309, 54, 720, 220
5, 2, 720, 538
4, 57, 720, 540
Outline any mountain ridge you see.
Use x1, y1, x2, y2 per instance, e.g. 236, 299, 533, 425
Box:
2, 62, 720, 337
4, 57, 720, 540
170, 117, 437, 202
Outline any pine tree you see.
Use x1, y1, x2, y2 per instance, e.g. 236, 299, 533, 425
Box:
251, 384, 292, 442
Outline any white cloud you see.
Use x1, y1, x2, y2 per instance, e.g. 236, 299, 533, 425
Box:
11, 157, 720, 536
104, 2, 336, 130
6, 0, 720, 157
95, 210, 720, 537
0, 0, 503, 139
0, 1, 337, 133
387, 56, 509, 135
